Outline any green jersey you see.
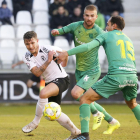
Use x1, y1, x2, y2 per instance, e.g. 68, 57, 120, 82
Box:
67, 30, 137, 74
96, 30, 137, 74
57, 21, 104, 71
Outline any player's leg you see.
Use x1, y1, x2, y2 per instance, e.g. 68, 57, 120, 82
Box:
122, 76, 140, 125
75, 69, 118, 131
71, 84, 104, 130
57, 112, 81, 140
22, 82, 60, 133
46, 77, 81, 139
93, 102, 120, 132
73, 88, 102, 140
125, 98, 140, 124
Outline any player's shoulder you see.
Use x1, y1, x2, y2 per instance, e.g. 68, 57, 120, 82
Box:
94, 23, 104, 33
94, 23, 101, 29
69, 21, 84, 27
39, 45, 52, 53
23, 51, 32, 62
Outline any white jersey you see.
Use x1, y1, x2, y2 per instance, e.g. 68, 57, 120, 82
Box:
23, 45, 68, 83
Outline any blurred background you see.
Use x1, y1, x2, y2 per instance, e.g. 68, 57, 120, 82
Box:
0, 0, 140, 104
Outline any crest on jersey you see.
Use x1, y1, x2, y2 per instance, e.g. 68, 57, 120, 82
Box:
89, 33, 93, 39
43, 47, 49, 54
41, 55, 46, 61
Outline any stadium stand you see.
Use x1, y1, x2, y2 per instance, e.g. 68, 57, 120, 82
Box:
0, 25, 15, 39
0, 0, 140, 73
16, 10, 32, 25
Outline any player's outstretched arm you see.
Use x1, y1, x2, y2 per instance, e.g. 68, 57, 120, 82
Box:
11, 60, 24, 68
31, 51, 54, 77
67, 39, 100, 56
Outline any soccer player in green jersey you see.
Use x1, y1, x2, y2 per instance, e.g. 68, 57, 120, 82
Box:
51, 4, 120, 136
57, 16, 140, 140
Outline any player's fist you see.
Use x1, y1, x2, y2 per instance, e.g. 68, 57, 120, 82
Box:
51, 29, 59, 36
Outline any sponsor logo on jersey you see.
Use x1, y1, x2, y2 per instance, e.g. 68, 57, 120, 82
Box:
41, 55, 46, 61
43, 47, 49, 54
84, 75, 89, 82
119, 67, 136, 71
75, 36, 85, 45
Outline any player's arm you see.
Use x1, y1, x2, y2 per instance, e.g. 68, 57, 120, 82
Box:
31, 51, 54, 77
57, 39, 100, 62
51, 22, 77, 36
12, 60, 24, 68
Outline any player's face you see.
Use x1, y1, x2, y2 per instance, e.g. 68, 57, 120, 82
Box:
24, 37, 39, 56
83, 9, 97, 28
106, 19, 114, 31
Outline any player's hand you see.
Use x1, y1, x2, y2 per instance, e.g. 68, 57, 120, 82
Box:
57, 50, 68, 61
51, 29, 59, 36
47, 51, 55, 63
11, 64, 16, 69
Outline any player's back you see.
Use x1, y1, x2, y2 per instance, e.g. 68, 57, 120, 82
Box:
99, 30, 137, 74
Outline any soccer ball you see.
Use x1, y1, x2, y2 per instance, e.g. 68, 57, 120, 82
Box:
43, 102, 61, 121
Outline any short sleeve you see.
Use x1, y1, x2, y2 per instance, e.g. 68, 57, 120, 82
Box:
23, 54, 36, 71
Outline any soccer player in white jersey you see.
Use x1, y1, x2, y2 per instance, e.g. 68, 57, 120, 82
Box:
22, 31, 81, 140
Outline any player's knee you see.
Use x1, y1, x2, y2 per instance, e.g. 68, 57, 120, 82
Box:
39, 89, 46, 99
71, 90, 80, 99
128, 102, 138, 109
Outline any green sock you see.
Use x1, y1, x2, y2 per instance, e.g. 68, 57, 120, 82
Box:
132, 104, 140, 125
80, 104, 90, 133
94, 102, 113, 122
90, 102, 98, 114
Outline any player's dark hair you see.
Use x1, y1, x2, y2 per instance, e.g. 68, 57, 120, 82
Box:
84, 4, 97, 12
110, 16, 125, 30
23, 31, 37, 40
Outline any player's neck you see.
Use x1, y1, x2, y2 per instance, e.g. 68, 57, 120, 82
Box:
83, 22, 94, 29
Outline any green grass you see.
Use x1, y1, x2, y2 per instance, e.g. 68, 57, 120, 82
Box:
0, 104, 139, 140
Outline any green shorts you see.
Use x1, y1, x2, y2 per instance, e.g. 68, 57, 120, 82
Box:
91, 74, 138, 101
75, 66, 101, 91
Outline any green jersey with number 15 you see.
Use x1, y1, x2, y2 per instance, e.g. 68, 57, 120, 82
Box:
96, 30, 137, 74
57, 21, 104, 71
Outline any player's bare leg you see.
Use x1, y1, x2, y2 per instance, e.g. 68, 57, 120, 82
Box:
22, 83, 58, 133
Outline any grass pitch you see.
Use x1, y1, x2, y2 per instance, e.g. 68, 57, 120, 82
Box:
0, 104, 139, 140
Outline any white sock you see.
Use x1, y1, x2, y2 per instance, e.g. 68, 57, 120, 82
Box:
93, 111, 101, 117
109, 118, 118, 124
56, 112, 81, 135
33, 97, 48, 125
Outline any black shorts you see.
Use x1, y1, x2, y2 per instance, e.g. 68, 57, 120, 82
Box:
45, 76, 70, 105
30, 74, 40, 83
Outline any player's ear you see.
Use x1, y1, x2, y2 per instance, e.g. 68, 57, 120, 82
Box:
96, 14, 98, 20
37, 39, 39, 42
113, 23, 117, 29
